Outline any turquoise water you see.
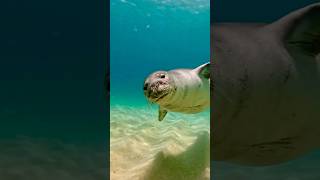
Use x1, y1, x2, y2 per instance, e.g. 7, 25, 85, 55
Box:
0, 0, 107, 178
110, 0, 210, 106
110, 0, 210, 179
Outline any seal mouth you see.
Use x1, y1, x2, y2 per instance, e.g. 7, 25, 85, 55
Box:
144, 81, 173, 103
154, 92, 169, 102
147, 89, 171, 103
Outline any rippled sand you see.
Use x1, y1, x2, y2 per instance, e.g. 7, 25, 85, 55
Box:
110, 105, 210, 180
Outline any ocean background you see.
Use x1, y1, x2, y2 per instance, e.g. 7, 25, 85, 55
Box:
110, 0, 210, 179
0, 0, 108, 179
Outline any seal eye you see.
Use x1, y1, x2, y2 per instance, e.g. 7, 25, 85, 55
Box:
160, 74, 165, 78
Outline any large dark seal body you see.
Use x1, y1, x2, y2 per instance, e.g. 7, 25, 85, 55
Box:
211, 3, 320, 165
144, 63, 210, 121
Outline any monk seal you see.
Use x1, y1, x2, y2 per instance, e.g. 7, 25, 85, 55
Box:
212, 3, 320, 165
143, 63, 210, 121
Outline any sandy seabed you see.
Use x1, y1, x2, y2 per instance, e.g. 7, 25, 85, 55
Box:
110, 105, 210, 180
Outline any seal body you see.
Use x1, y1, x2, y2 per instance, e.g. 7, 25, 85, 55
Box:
211, 3, 320, 165
144, 63, 210, 121
160, 69, 210, 113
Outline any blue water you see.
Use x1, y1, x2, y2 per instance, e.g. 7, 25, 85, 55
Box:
110, 0, 210, 106
0, 0, 108, 178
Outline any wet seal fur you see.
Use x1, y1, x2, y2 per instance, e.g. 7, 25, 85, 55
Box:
144, 63, 210, 121
212, 3, 320, 165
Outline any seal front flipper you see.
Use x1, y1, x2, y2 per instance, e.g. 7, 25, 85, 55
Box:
158, 106, 168, 121
194, 62, 210, 79
269, 3, 320, 56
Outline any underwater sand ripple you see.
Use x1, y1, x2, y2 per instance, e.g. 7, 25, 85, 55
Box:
110, 105, 210, 180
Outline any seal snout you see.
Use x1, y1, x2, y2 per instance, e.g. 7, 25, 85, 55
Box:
144, 81, 170, 101
143, 71, 172, 102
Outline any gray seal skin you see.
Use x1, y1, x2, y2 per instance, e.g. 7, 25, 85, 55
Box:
144, 63, 210, 121
212, 3, 320, 165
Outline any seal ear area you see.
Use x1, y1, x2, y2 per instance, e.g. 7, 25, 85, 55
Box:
268, 3, 320, 56
194, 62, 210, 79
158, 106, 168, 122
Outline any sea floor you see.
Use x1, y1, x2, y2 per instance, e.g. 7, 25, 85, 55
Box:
110, 105, 210, 180
0, 137, 106, 179
213, 150, 320, 180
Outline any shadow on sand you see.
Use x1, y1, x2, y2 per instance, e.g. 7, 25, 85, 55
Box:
143, 132, 210, 180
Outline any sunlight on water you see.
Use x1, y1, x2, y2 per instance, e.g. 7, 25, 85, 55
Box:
114, 0, 209, 13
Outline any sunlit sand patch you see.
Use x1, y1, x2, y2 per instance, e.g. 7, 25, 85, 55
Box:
110, 105, 210, 180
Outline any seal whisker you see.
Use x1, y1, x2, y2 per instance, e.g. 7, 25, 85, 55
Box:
146, 101, 153, 112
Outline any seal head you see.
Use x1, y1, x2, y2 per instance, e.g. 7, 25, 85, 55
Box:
143, 71, 176, 104
144, 63, 210, 121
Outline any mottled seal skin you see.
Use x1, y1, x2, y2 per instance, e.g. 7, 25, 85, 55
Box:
211, 3, 320, 165
144, 63, 210, 121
